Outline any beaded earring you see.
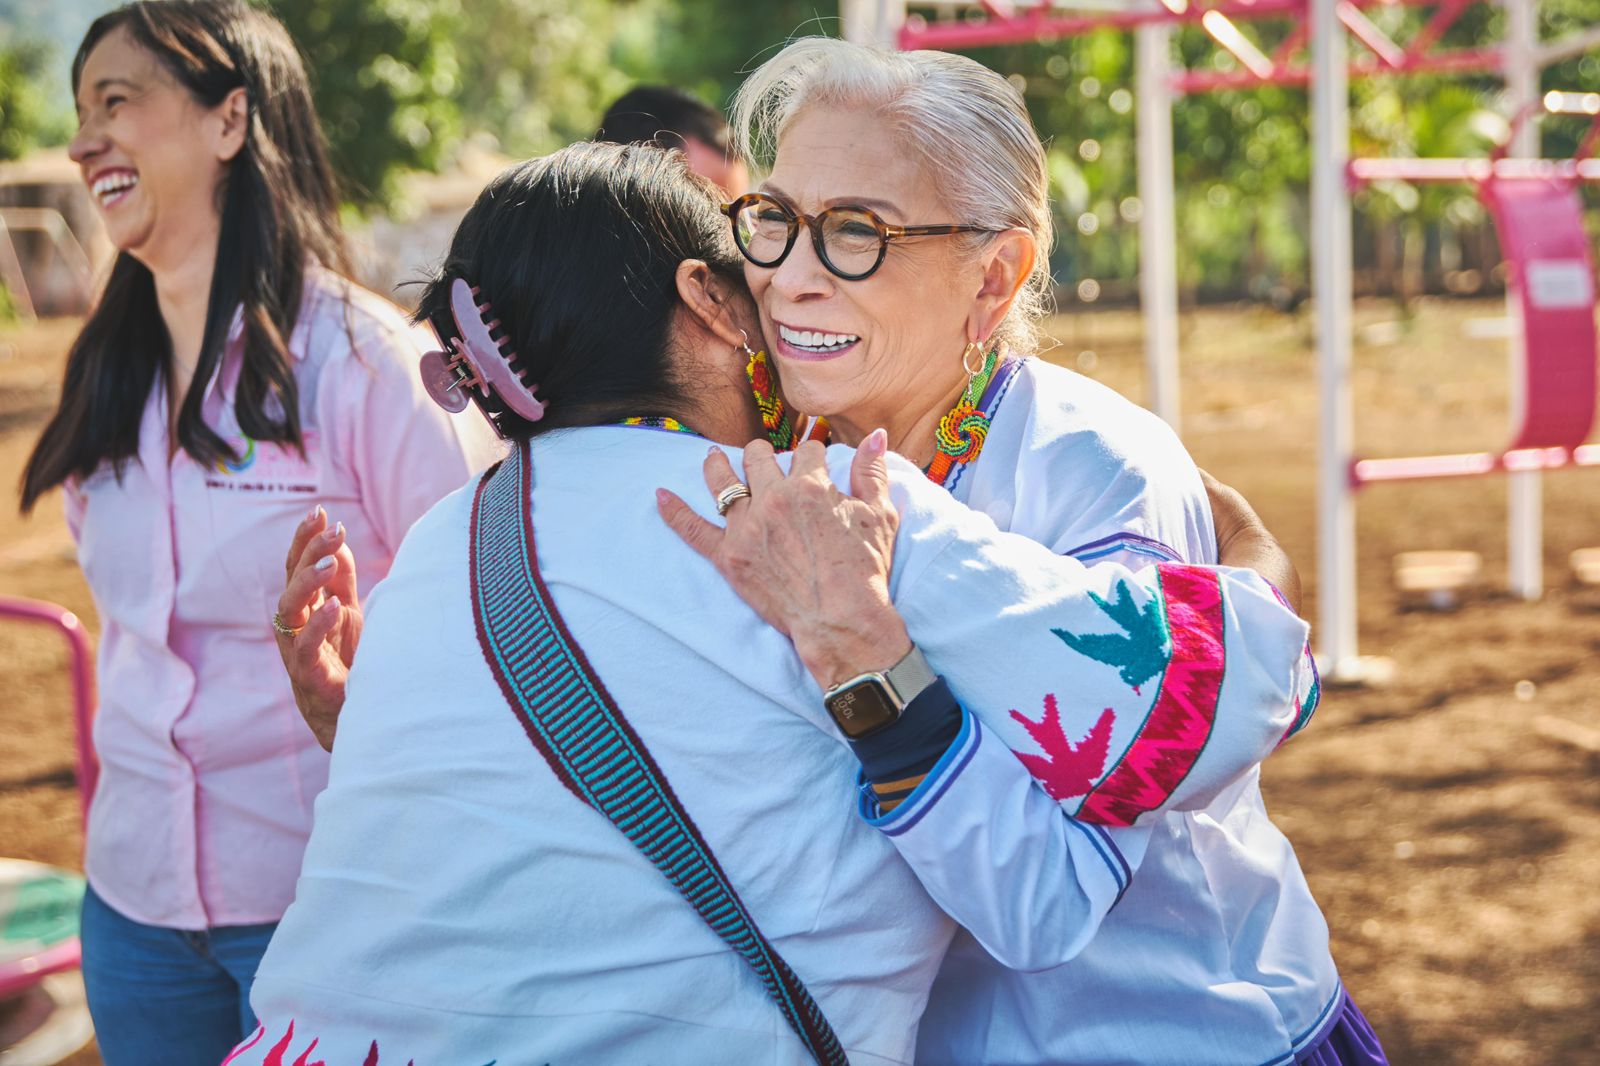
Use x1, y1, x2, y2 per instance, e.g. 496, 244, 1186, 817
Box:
740, 331, 797, 450
926, 339, 1001, 486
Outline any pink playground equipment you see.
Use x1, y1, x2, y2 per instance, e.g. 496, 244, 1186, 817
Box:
1348, 95, 1600, 618
0, 597, 97, 818
1348, 97, 1600, 483
0, 597, 97, 1058
842, 0, 1600, 681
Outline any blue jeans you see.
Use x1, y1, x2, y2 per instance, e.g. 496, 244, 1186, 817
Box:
80, 884, 278, 1066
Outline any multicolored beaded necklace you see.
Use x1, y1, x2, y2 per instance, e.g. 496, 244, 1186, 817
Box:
618, 415, 697, 435
616, 348, 805, 449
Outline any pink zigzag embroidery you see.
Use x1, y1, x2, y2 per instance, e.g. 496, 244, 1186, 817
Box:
1075, 564, 1226, 827
1009, 695, 1116, 801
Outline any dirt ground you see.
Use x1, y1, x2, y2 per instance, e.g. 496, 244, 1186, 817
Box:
2, 299, 1597, 1064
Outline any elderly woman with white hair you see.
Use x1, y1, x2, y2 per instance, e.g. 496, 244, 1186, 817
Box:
684, 36, 1386, 1066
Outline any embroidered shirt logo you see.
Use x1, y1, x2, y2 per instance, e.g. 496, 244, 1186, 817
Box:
214, 435, 257, 474
1009, 695, 1115, 801
205, 432, 318, 494
1052, 579, 1171, 694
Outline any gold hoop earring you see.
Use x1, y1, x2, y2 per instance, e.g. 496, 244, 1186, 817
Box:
961, 340, 986, 379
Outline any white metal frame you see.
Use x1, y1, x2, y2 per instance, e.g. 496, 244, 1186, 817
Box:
1311, 0, 1362, 678
1504, 0, 1542, 603
1136, 21, 1183, 434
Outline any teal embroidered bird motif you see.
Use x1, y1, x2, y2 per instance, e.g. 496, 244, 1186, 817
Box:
1052, 580, 1171, 694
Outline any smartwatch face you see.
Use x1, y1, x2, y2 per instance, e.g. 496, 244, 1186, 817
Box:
825, 682, 900, 739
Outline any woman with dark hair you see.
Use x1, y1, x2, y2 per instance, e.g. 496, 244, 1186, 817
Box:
19, 2, 495, 1059
238, 139, 1313, 1063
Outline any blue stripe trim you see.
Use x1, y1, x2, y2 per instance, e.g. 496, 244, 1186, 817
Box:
1073, 542, 1182, 565
1259, 583, 1320, 742
1291, 981, 1346, 1050
1089, 823, 1133, 891
865, 710, 981, 836
1291, 645, 1323, 736
1067, 531, 1186, 564
1247, 981, 1346, 1066
1066, 820, 1129, 905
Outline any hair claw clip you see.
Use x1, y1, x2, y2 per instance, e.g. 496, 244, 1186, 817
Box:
419, 276, 548, 433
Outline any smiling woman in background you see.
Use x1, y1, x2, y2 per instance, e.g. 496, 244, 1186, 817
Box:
17, 2, 495, 1062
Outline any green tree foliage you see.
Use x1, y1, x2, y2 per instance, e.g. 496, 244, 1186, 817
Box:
444, 0, 663, 157
0, 34, 70, 160
269, 0, 464, 207
646, 2, 842, 112
269, 0, 692, 203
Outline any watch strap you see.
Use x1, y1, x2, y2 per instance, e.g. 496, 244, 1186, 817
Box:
884, 644, 937, 706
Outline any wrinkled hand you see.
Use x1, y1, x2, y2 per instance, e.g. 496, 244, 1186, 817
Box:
656, 432, 912, 690
274, 506, 362, 751
1199, 468, 1302, 615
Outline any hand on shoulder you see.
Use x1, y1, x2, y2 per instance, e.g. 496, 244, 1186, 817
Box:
656, 434, 912, 689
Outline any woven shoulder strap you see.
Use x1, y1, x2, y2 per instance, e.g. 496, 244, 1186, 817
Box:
468, 442, 848, 1066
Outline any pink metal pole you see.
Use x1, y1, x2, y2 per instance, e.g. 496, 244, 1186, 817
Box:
0, 938, 83, 999
1338, 1, 1407, 69
900, 0, 1509, 94
1201, 11, 1278, 79
0, 596, 98, 826
1175, 45, 1505, 92
904, 0, 1469, 54
1350, 447, 1585, 486
900, 0, 1307, 50
1347, 156, 1600, 184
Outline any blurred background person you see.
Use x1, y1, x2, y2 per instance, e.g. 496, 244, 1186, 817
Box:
596, 83, 748, 194
17, 2, 495, 1062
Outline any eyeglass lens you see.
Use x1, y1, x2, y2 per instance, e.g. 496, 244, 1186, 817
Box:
732, 197, 885, 277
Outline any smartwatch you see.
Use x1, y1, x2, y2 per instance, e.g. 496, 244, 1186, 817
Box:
822, 645, 939, 740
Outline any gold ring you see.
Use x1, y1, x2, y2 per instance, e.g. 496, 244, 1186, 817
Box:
715, 483, 752, 517
271, 611, 303, 638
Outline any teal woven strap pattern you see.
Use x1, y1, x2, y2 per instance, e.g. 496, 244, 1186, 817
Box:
468, 442, 847, 1066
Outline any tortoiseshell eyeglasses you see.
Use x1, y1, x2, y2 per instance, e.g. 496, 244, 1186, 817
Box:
721, 192, 1001, 281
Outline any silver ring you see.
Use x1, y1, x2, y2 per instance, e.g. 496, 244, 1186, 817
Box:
715, 483, 752, 517
271, 611, 303, 638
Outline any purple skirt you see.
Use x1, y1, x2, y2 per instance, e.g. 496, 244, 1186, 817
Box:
1297, 991, 1388, 1066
